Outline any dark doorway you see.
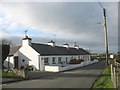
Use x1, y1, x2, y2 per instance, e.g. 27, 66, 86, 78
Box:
14, 56, 18, 68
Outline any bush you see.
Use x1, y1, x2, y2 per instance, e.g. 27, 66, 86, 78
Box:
69, 59, 84, 64
20, 66, 24, 70
20, 65, 34, 71
78, 59, 84, 62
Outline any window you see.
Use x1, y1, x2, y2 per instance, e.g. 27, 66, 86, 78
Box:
71, 56, 73, 59
81, 55, 83, 59
80, 55, 82, 59
52, 57, 56, 64
66, 57, 68, 64
22, 59, 25, 62
78, 55, 80, 59
44, 58, 49, 65
58, 57, 61, 64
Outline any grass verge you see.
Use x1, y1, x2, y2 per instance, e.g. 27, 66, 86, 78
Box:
0, 69, 23, 78
2, 71, 19, 78
92, 68, 114, 88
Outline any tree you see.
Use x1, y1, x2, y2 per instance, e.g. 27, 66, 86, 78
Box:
0, 39, 12, 68
0, 39, 12, 45
1, 44, 10, 68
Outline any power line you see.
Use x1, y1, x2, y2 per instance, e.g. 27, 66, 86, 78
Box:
97, 0, 104, 9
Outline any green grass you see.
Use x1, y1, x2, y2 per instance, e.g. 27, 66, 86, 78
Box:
0, 70, 21, 78
0, 70, 2, 77
92, 68, 114, 88
2, 71, 18, 78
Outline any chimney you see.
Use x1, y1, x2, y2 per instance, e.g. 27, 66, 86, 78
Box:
63, 43, 69, 49
22, 36, 32, 46
48, 40, 55, 46
74, 42, 79, 49
74, 45, 79, 49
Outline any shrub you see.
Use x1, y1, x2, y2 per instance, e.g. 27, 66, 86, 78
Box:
69, 59, 84, 64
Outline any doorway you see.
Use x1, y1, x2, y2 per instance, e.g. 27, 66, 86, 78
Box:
14, 56, 18, 68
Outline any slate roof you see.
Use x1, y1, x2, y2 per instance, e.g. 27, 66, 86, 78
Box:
31, 43, 89, 56
9, 45, 21, 56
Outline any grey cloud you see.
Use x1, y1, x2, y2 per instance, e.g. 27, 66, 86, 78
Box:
1, 2, 118, 53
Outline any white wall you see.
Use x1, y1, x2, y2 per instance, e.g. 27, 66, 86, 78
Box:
22, 39, 32, 46
45, 59, 98, 72
79, 55, 90, 61
18, 45, 40, 70
45, 66, 59, 72
4, 56, 14, 68
41, 55, 77, 65
18, 38, 91, 71
41, 55, 90, 65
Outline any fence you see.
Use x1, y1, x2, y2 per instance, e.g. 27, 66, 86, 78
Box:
110, 59, 120, 89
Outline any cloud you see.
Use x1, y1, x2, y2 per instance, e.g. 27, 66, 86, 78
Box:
0, 2, 118, 53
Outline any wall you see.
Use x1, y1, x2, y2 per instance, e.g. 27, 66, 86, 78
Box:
41, 55, 90, 71
4, 56, 14, 68
41, 55, 79, 66
42, 55, 68, 65
79, 55, 90, 61
18, 45, 40, 70
45, 59, 98, 72
45, 66, 59, 72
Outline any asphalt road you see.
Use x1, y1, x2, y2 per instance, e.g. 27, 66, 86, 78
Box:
3, 60, 106, 88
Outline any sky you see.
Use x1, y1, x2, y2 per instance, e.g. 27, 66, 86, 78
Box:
0, 0, 118, 53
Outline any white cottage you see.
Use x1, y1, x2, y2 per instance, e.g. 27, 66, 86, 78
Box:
18, 36, 91, 71
4, 45, 21, 68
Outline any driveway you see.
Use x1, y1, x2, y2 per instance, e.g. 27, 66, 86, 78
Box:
2, 60, 106, 88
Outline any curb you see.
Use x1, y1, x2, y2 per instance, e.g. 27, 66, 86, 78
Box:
2, 79, 25, 84
2, 72, 56, 84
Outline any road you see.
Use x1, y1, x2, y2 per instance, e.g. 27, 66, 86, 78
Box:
3, 60, 106, 88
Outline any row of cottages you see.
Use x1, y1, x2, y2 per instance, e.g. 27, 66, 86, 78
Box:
4, 36, 91, 71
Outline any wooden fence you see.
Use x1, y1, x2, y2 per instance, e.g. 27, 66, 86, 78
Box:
110, 59, 120, 89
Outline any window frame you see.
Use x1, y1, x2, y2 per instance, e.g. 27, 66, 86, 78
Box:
44, 57, 49, 65
58, 57, 62, 64
52, 57, 56, 64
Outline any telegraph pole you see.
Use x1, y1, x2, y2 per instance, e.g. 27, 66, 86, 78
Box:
103, 8, 109, 66
97, 0, 109, 66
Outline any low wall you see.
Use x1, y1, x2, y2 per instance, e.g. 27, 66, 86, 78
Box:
59, 62, 85, 72
45, 65, 59, 72
45, 60, 98, 72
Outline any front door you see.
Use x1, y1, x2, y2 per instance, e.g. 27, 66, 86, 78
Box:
14, 56, 18, 68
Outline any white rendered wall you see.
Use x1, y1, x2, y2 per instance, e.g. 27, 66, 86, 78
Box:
41, 55, 72, 65
45, 59, 98, 72
22, 39, 31, 46
79, 55, 90, 61
4, 56, 14, 68
48, 42, 55, 46
42, 55, 90, 64
41, 55, 80, 67
45, 66, 59, 72
18, 43, 90, 71
18, 44, 40, 70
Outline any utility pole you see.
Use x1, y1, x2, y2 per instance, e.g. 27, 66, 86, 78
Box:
97, 0, 109, 66
103, 8, 109, 66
